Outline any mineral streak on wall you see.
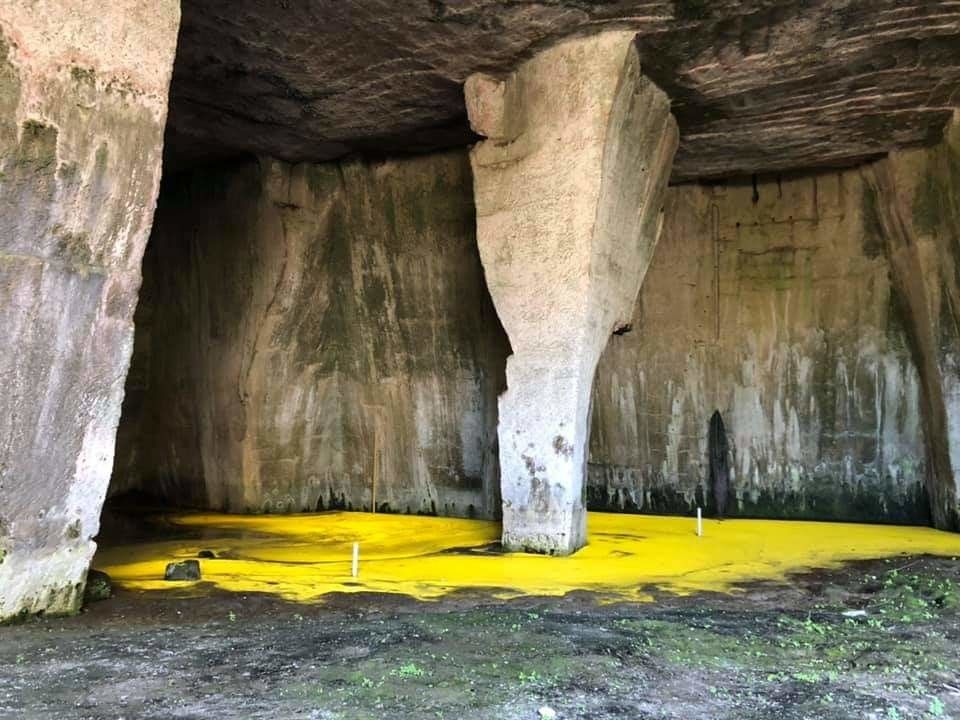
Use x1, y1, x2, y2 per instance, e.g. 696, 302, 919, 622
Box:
589, 118, 960, 525
0, 1, 180, 619
110, 151, 509, 518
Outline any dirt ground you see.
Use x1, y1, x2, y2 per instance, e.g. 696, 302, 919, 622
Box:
2, 554, 959, 719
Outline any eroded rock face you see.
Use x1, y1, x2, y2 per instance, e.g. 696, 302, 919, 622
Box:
589, 119, 960, 527
110, 120, 960, 536
165, 0, 960, 180
590, 168, 930, 521
860, 112, 960, 530
468, 32, 677, 554
111, 151, 508, 518
0, 1, 180, 620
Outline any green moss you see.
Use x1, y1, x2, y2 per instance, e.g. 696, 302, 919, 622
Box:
382, 189, 397, 234
69, 66, 96, 85
64, 520, 81, 540
612, 567, 957, 682
83, 570, 112, 603
304, 163, 338, 198
0, 31, 21, 152
0, 581, 83, 625
57, 161, 79, 180
587, 463, 930, 525
913, 168, 947, 236
15, 120, 58, 174
52, 224, 93, 266
812, 335, 838, 448
861, 183, 885, 258
674, 0, 712, 21
408, 188, 429, 236
94, 142, 109, 171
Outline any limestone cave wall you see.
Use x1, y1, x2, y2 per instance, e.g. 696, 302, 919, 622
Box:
110, 150, 509, 518
862, 113, 960, 529
112, 125, 960, 528
588, 123, 960, 524
0, 2, 180, 618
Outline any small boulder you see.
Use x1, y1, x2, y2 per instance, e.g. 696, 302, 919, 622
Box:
83, 569, 112, 603
197, 550, 216, 559
164, 559, 201, 581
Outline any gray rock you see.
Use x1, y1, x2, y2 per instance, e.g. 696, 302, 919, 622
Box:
164, 560, 201, 581
83, 570, 112, 603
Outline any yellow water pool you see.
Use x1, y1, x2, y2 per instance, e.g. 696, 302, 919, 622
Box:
94, 511, 960, 603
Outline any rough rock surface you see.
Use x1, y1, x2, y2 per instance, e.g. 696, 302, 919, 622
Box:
111, 151, 508, 518
111, 136, 959, 531
165, 0, 960, 180
589, 167, 930, 522
860, 112, 960, 530
164, 560, 200, 582
82, 569, 112, 603
0, 1, 179, 620
468, 32, 677, 554
589, 116, 960, 528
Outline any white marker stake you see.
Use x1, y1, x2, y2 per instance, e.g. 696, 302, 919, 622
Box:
352, 542, 359, 578
697, 507, 703, 537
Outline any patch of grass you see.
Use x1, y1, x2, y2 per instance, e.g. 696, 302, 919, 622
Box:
395, 663, 426, 679
927, 697, 946, 717
517, 669, 541, 685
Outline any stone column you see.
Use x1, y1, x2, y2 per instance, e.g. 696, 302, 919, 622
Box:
0, 1, 180, 619
466, 32, 678, 554
861, 111, 960, 531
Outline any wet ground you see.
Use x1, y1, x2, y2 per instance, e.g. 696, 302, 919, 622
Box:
91, 508, 960, 603
2, 554, 960, 719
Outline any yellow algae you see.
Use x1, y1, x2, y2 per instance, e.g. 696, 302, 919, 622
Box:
94, 511, 960, 604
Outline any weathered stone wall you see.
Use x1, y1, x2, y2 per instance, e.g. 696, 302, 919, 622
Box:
589, 163, 934, 522
111, 151, 509, 518
0, 1, 180, 619
109, 119, 958, 532
861, 112, 960, 530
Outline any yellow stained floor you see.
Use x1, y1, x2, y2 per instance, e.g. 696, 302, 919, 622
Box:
94, 511, 960, 603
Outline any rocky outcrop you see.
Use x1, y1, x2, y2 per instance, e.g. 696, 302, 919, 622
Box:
467, 32, 677, 554
165, 0, 960, 181
0, 1, 180, 620
111, 151, 508, 518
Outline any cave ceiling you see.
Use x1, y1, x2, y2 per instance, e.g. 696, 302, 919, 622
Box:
165, 0, 960, 182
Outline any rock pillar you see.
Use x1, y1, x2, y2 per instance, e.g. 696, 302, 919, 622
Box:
466, 32, 678, 554
861, 112, 960, 531
0, 1, 180, 619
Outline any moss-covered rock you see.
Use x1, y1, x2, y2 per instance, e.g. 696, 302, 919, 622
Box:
83, 569, 112, 603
